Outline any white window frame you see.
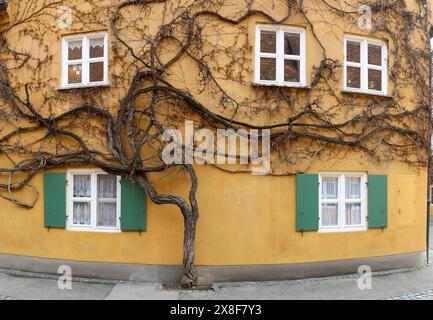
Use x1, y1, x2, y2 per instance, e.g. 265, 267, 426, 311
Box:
254, 25, 306, 87
61, 32, 109, 89
66, 169, 121, 233
344, 35, 388, 96
319, 172, 368, 233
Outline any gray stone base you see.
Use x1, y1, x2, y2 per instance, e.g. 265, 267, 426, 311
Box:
0, 251, 426, 284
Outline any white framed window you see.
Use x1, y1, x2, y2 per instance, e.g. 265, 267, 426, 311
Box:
67, 169, 120, 232
319, 172, 367, 233
254, 25, 306, 87
61, 32, 108, 89
344, 35, 388, 95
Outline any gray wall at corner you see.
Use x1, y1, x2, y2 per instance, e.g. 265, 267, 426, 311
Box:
0, 251, 426, 284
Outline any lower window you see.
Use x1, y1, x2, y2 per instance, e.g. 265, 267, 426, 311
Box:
319, 172, 367, 232
67, 170, 120, 232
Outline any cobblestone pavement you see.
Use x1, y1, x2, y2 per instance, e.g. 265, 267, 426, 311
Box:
386, 289, 433, 300
1, 262, 433, 300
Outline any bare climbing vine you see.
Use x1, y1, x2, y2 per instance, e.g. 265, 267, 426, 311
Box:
0, 0, 430, 287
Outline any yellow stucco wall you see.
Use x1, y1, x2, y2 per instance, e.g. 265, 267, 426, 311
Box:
0, 0, 428, 266
0, 159, 426, 265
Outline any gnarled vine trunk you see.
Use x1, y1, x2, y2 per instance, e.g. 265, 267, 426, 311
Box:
134, 164, 199, 288
180, 208, 199, 287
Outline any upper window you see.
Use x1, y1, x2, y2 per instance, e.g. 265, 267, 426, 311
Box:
319, 172, 367, 232
61, 32, 108, 88
67, 170, 120, 232
344, 36, 387, 95
255, 25, 306, 87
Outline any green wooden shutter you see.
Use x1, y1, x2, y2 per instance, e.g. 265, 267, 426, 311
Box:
368, 174, 388, 229
44, 172, 66, 228
296, 174, 319, 232
120, 178, 147, 231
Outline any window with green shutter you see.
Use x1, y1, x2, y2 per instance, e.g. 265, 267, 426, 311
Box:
296, 172, 388, 233
44, 171, 147, 232
44, 172, 67, 228
67, 170, 121, 232
319, 173, 368, 232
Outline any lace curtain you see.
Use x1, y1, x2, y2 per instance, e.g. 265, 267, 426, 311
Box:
345, 177, 361, 225
73, 175, 91, 197
346, 203, 361, 225
90, 38, 104, 58
322, 177, 338, 199
68, 40, 82, 60
97, 175, 117, 227
346, 177, 360, 199
73, 202, 91, 225
322, 204, 338, 226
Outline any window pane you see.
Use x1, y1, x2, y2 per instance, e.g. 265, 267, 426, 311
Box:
346, 203, 361, 225
346, 66, 361, 89
89, 38, 104, 58
322, 177, 338, 199
260, 57, 276, 81
346, 41, 360, 63
97, 175, 117, 198
89, 62, 104, 82
368, 44, 382, 66
345, 177, 361, 199
73, 202, 91, 225
68, 64, 82, 84
73, 175, 91, 197
284, 59, 300, 82
97, 202, 117, 227
322, 204, 338, 226
97, 175, 117, 227
260, 30, 276, 53
68, 40, 82, 60
284, 33, 300, 55
368, 69, 382, 91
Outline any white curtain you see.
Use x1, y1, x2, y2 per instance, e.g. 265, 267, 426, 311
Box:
98, 175, 116, 198
322, 204, 338, 226
97, 175, 117, 227
73, 175, 91, 197
346, 203, 361, 225
345, 177, 360, 199
73, 202, 91, 225
322, 177, 338, 199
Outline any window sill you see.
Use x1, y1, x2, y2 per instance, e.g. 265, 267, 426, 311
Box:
318, 227, 368, 233
66, 226, 121, 233
341, 89, 392, 98
57, 83, 111, 91
252, 82, 310, 90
